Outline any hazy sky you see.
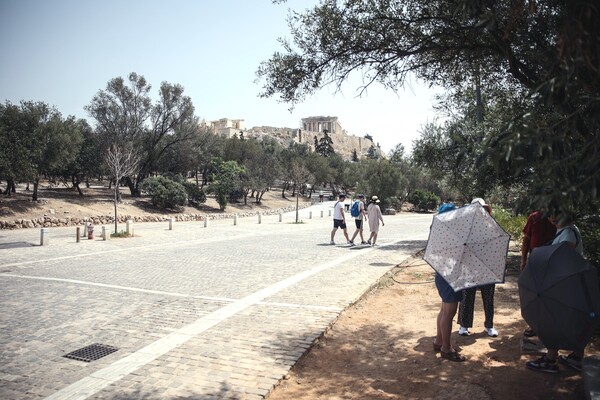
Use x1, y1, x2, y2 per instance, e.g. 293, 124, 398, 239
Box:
0, 0, 442, 153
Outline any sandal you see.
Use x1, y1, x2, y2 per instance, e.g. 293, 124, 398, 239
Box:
524, 328, 536, 337
440, 350, 466, 362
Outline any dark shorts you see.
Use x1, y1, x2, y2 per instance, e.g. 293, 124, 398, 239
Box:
333, 219, 346, 229
435, 273, 463, 303
355, 219, 363, 229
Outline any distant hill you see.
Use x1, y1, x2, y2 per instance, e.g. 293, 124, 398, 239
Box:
206, 117, 383, 159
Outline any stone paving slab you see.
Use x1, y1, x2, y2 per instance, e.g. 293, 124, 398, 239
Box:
0, 204, 432, 399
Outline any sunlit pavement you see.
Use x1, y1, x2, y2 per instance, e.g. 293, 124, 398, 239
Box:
0, 203, 432, 400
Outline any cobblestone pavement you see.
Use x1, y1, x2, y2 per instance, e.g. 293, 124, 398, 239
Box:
0, 203, 432, 399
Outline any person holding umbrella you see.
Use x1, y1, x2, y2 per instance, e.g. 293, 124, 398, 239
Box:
432, 202, 467, 362
425, 198, 510, 362
457, 198, 500, 338
525, 212, 587, 373
520, 210, 557, 338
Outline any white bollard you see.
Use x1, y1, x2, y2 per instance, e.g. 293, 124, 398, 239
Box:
102, 226, 110, 241
279, 212, 283, 222
257, 212, 261, 224
126, 220, 133, 236
168, 218, 174, 230
233, 214, 238, 226
309, 211, 313, 219
328, 209, 332, 217
204, 215, 209, 228
320, 210, 324, 218
40, 228, 49, 246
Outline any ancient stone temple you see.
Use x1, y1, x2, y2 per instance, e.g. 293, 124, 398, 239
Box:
301, 116, 344, 135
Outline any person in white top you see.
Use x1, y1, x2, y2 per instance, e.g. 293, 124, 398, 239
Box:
330, 194, 351, 245
366, 196, 384, 246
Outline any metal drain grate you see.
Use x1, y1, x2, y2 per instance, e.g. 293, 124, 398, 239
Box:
63, 343, 119, 362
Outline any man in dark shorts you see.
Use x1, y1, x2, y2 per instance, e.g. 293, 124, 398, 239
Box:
349, 194, 368, 246
330, 194, 350, 245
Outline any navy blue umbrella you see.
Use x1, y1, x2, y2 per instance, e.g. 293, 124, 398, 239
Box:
519, 242, 600, 351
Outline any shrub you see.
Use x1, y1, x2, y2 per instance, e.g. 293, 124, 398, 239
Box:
408, 190, 439, 212
182, 181, 206, 207
141, 176, 188, 210
493, 208, 528, 243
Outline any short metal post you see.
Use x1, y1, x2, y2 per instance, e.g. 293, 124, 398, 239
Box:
40, 228, 49, 246
126, 220, 133, 236
168, 218, 174, 230
82, 223, 88, 237
102, 226, 110, 241
320, 210, 324, 218
279, 212, 283, 222
309, 211, 313, 219
328, 209, 332, 217
233, 214, 238, 226
257, 212, 261, 224
76, 227, 80, 243
204, 215, 209, 228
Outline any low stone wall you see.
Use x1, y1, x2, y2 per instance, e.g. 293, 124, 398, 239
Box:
0, 203, 313, 230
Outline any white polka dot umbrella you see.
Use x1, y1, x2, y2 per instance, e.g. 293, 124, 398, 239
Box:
424, 202, 511, 292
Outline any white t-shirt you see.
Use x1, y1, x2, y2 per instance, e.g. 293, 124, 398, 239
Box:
333, 201, 345, 220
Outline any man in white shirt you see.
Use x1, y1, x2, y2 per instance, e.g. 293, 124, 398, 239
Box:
330, 194, 351, 245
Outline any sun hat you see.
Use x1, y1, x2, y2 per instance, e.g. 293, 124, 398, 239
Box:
471, 197, 487, 206
371, 195, 378, 201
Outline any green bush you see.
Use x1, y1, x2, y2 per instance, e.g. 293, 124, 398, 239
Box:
182, 181, 206, 207
141, 176, 188, 210
493, 208, 527, 243
579, 214, 600, 268
408, 190, 439, 212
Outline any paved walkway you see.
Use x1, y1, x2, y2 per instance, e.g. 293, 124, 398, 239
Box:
0, 202, 432, 399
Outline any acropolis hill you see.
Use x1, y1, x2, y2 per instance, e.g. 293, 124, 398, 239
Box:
205, 116, 379, 159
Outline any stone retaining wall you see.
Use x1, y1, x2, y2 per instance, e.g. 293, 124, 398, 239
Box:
0, 203, 313, 230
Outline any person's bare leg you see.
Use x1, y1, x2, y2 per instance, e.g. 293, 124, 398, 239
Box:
350, 229, 359, 242
440, 302, 459, 353
435, 304, 443, 347
343, 228, 350, 242
359, 228, 365, 242
330, 227, 338, 242
371, 232, 378, 245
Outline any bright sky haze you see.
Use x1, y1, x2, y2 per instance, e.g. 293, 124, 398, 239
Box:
0, 0, 442, 154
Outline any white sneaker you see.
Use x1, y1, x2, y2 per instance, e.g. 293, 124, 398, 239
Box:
349, 241, 356, 246
486, 327, 498, 337
330, 240, 335, 245
458, 326, 470, 336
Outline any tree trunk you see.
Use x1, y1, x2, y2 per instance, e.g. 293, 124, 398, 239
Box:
124, 176, 139, 196
72, 175, 84, 196
114, 185, 119, 234
295, 184, 300, 223
32, 178, 39, 201
4, 177, 16, 195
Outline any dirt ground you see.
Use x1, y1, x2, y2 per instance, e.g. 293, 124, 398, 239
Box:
2, 182, 598, 399
268, 250, 600, 400
0, 181, 307, 222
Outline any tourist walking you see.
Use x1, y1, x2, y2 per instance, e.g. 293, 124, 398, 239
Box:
349, 194, 368, 246
366, 196, 384, 246
330, 194, 350, 245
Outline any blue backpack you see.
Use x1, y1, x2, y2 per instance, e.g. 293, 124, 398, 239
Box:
350, 201, 360, 217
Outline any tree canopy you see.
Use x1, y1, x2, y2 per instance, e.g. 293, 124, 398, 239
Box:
259, 0, 600, 212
